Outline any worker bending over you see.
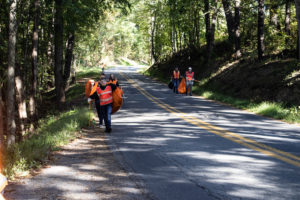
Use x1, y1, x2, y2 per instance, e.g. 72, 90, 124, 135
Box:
185, 67, 194, 96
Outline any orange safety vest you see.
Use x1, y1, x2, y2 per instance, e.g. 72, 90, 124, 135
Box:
97, 85, 113, 106
107, 80, 117, 85
173, 71, 180, 79
186, 71, 194, 81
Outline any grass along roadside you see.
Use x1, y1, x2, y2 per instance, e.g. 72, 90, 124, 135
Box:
2, 66, 98, 180
143, 69, 300, 125
3, 107, 92, 179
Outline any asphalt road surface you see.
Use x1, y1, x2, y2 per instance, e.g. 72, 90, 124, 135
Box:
107, 65, 300, 200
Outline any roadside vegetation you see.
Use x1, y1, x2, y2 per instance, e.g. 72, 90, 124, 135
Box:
145, 59, 300, 124
2, 68, 97, 179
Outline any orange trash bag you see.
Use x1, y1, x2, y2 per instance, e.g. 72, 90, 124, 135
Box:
112, 87, 123, 114
85, 79, 94, 98
89, 82, 99, 96
178, 78, 186, 94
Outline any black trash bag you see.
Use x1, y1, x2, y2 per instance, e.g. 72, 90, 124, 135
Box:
168, 81, 174, 89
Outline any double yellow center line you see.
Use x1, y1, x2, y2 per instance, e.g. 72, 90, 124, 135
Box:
121, 73, 300, 168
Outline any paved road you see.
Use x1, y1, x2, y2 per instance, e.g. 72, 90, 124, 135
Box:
107, 65, 300, 200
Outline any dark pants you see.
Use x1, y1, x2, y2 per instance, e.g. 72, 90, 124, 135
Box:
173, 79, 179, 94
95, 100, 103, 125
186, 81, 193, 96
101, 103, 112, 129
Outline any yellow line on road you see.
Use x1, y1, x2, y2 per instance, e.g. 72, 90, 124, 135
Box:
121, 73, 300, 168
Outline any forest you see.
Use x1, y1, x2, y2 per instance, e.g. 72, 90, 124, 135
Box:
1, 0, 300, 153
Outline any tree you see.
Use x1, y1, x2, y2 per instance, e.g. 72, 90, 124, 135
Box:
63, 32, 75, 90
54, 0, 65, 104
7, 0, 18, 146
0, 84, 4, 149
29, 0, 40, 121
222, 0, 235, 43
258, 0, 265, 60
285, 0, 291, 45
234, 0, 241, 58
205, 0, 217, 58
295, 0, 300, 59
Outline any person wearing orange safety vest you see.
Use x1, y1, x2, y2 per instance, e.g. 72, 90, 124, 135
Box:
185, 67, 194, 96
108, 74, 120, 87
96, 78, 117, 133
88, 74, 104, 128
172, 67, 180, 94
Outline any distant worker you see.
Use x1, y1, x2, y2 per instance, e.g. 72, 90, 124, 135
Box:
101, 63, 106, 74
185, 67, 194, 96
88, 76, 104, 128
108, 74, 120, 87
172, 67, 180, 94
97, 78, 117, 133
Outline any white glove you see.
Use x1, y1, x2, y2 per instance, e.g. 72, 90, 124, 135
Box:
88, 98, 92, 104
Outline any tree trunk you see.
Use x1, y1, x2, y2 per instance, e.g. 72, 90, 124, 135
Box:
296, 0, 300, 59
285, 0, 291, 45
54, 0, 65, 104
222, 0, 235, 44
7, 0, 18, 146
270, 5, 281, 31
151, 12, 157, 64
258, 0, 265, 60
29, 0, 40, 122
234, 0, 241, 58
205, 0, 217, 58
205, 0, 211, 52
63, 32, 75, 90
0, 85, 4, 152
15, 65, 27, 138
211, 0, 217, 48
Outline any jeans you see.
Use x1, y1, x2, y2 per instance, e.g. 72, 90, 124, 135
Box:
173, 79, 179, 94
95, 100, 103, 125
186, 81, 193, 96
101, 103, 112, 129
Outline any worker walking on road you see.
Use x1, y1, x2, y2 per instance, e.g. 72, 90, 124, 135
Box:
97, 78, 117, 133
172, 67, 180, 94
108, 74, 120, 87
185, 67, 194, 96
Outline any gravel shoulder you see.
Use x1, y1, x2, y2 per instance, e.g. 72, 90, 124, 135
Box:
4, 126, 147, 200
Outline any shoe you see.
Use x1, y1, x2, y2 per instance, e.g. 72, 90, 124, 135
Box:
99, 124, 103, 128
105, 128, 112, 133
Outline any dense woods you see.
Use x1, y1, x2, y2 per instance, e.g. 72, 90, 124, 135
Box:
0, 0, 129, 148
1, 0, 300, 148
